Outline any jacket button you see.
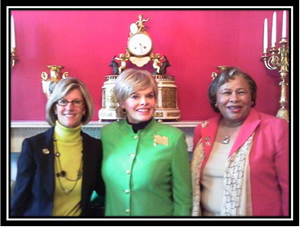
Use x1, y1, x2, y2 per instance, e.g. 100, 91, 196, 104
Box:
125, 209, 130, 213
125, 189, 130, 194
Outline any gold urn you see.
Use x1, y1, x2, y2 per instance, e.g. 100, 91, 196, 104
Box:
41, 65, 68, 99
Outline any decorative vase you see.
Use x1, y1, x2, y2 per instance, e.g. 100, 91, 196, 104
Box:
41, 65, 68, 99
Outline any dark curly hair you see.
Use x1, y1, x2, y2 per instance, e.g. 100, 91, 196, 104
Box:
208, 67, 257, 113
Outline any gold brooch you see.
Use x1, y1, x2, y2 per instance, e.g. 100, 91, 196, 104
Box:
153, 135, 169, 146
42, 148, 50, 155
201, 121, 209, 128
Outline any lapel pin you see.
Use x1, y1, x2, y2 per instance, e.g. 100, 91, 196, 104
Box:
42, 148, 50, 155
201, 121, 209, 128
153, 135, 169, 146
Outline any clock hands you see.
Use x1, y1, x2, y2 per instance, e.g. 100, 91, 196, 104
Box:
128, 33, 152, 56
139, 43, 144, 53
139, 43, 146, 53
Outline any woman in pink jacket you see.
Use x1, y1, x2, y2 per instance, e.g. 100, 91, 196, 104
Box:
191, 67, 289, 216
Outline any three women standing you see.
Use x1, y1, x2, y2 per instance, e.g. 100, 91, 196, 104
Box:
11, 67, 289, 217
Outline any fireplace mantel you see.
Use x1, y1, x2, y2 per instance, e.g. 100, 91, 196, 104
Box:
10, 120, 202, 153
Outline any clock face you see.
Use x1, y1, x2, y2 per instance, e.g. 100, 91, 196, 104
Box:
128, 33, 152, 56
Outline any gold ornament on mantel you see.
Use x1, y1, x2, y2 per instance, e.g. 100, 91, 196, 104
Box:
41, 65, 69, 99
211, 66, 228, 80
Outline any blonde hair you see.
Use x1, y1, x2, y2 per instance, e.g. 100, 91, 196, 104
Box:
114, 68, 158, 118
45, 77, 94, 126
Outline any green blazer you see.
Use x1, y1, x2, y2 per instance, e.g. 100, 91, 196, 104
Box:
101, 118, 192, 216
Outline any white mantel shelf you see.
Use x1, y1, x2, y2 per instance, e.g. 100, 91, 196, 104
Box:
10, 120, 202, 153
11, 120, 201, 128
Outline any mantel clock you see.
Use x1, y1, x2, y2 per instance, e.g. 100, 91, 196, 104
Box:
127, 33, 153, 57
99, 15, 181, 122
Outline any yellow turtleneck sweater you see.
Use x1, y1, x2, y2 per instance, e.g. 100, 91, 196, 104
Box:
52, 121, 83, 216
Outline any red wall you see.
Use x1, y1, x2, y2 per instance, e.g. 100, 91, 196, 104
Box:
10, 9, 290, 121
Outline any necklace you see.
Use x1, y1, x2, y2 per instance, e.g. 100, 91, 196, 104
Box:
222, 135, 230, 144
54, 139, 83, 194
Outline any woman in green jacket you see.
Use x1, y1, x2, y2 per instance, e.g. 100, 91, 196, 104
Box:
100, 68, 192, 216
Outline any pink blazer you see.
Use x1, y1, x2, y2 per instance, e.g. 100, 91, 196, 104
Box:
193, 109, 289, 216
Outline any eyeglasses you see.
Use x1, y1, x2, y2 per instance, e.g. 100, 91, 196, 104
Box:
56, 99, 85, 107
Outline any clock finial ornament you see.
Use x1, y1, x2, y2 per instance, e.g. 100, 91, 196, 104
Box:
136, 14, 151, 33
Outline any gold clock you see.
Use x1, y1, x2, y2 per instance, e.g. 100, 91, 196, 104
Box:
127, 33, 153, 57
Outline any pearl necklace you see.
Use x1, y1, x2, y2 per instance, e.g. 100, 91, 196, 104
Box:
54, 139, 83, 194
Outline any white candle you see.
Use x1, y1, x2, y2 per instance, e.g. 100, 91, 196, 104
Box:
11, 15, 16, 51
271, 11, 277, 47
282, 10, 287, 38
263, 18, 268, 53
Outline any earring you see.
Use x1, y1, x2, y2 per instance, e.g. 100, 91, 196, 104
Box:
214, 103, 218, 108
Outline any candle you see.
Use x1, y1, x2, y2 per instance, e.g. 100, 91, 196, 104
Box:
271, 11, 277, 47
263, 18, 268, 53
11, 15, 16, 51
282, 10, 287, 38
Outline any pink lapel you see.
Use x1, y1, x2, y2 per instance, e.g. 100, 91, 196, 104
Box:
229, 109, 261, 156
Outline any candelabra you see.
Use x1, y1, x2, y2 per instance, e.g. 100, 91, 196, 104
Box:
11, 15, 17, 68
261, 10, 289, 123
261, 38, 289, 123
11, 48, 17, 68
